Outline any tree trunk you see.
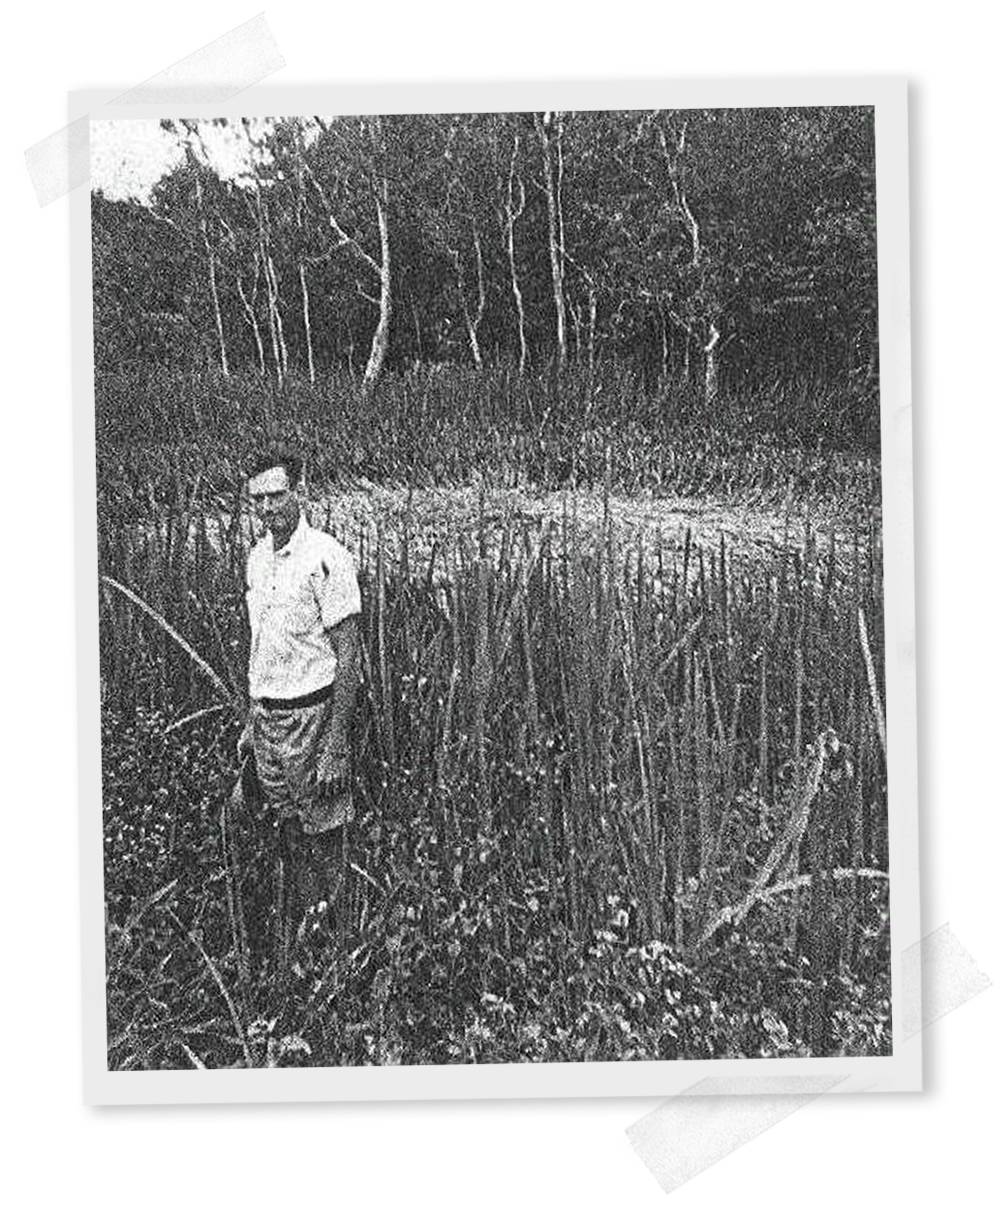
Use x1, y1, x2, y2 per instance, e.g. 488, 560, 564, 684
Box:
535, 111, 568, 373
362, 179, 391, 391
248, 180, 286, 384
306, 116, 392, 393
299, 261, 315, 384
450, 220, 486, 371
206, 247, 229, 376
195, 175, 229, 377
506, 135, 528, 376
292, 124, 316, 385
453, 252, 483, 370
470, 222, 486, 369
273, 258, 288, 378
263, 249, 287, 384
462, 303, 484, 370
569, 299, 582, 362
587, 284, 597, 378
412, 302, 425, 363
235, 266, 266, 376
704, 321, 720, 406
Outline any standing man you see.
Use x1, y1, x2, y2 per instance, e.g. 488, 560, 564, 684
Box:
238, 445, 361, 922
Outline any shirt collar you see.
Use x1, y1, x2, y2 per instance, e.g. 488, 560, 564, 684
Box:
271, 511, 309, 559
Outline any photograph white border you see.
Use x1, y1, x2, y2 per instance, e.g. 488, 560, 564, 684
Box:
72, 77, 919, 1105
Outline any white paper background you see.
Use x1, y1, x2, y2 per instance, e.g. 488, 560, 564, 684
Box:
4, 1, 997, 1200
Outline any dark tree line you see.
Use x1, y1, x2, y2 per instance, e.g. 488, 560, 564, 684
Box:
92, 107, 877, 399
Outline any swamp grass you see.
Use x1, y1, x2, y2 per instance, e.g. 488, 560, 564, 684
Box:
99, 481, 891, 1068
96, 363, 882, 518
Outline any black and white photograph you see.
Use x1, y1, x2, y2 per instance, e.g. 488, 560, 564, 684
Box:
81, 83, 918, 1097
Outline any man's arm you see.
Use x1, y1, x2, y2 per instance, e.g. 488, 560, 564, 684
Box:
237, 550, 257, 760
319, 613, 361, 787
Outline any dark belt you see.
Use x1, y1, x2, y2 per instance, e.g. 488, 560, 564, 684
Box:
256, 681, 335, 712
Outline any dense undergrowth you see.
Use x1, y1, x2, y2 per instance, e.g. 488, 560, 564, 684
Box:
97, 364, 881, 518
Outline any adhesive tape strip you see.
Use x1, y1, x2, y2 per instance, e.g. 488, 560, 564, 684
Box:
627, 924, 991, 1195
24, 13, 285, 206
900, 922, 991, 1040
628, 1075, 848, 1196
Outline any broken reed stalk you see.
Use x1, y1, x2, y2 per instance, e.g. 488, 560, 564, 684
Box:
857, 606, 887, 760
615, 589, 656, 935
101, 575, 239, 713
162, 905, 253, 1068
694, 727, 838, 951
180, 1041, 208, 1070
703, 866, 889, 936
163, 703, 227, 735
220, 768, 251, 991
375, 541, 395, 767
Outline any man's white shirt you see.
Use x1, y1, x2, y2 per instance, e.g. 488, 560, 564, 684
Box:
246, 513, 361, 701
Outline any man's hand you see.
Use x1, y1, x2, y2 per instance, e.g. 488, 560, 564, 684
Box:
317, 752, 351, 803
319, 613, 359, 807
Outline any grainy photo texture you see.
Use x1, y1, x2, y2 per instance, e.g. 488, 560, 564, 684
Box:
93, 107, 891, 1073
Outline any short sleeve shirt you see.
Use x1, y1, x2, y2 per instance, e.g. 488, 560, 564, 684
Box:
246, 514, 361, 701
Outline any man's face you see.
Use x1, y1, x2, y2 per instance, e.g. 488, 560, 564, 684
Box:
248, 465, 300, 545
